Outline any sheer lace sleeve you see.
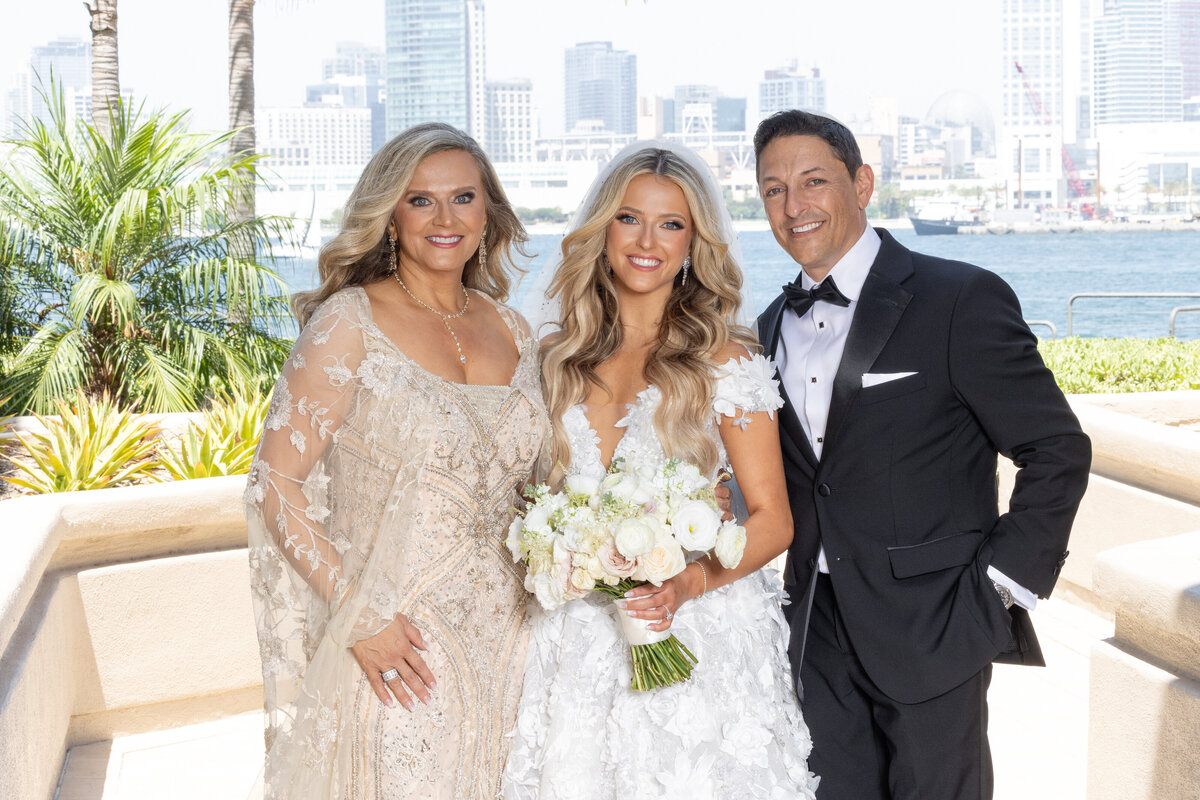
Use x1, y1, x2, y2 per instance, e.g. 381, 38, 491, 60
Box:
245, 292, 365, 605
712, 353, 785, 429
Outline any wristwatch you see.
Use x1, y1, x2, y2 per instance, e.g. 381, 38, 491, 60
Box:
992, 581, 1015, 610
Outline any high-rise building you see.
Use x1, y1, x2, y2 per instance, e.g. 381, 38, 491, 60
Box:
758, 63, 826, 119
7, 38, 91, 134
671, 85, 747, 135
308, 42, 387, 153
385, 0, 486, 142
1093, 0, 1197, 125
322, 41, 385, 80
1001, 0, 1090, 207
259, 106, 374, 168
563, 41, 637, 135
486, 79, 534, 163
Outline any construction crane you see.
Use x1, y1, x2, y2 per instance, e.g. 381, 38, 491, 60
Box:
1014, 60, 1087, 200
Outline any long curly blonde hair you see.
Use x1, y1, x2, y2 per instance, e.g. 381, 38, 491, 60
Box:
293, 122, 529, 326
542, 147, 757, 477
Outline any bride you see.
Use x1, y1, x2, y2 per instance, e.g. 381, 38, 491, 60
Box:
504, 144, 819, 798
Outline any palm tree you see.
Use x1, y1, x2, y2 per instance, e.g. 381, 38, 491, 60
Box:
228, 0, 256, 248
84, 0, 120, 138
0, 88, 293, 416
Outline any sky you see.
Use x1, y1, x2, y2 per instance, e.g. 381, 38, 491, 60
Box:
2, 0, 1003, 135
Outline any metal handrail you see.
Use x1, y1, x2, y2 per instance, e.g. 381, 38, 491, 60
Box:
1169, 306, 1200, 338
1066, 292, 1200, 336
1026, 319, 1057, 339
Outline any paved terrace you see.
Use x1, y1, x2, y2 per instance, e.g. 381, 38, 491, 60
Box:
54, 595, 1113, 800
3, 392, 1197, 800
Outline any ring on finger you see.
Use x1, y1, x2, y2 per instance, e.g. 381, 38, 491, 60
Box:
664, 609, 674, 621
380, 668, 400, 682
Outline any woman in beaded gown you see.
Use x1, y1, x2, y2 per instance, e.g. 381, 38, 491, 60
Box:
245, 123, 549, 800
503, 145, 819, 798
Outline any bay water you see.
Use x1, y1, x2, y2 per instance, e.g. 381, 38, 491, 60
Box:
276, 227, 1200, 340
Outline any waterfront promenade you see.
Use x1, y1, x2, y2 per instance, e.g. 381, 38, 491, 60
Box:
52, 595, 1113, 799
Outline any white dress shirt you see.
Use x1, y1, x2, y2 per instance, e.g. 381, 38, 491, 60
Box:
774, 226, 1034, 610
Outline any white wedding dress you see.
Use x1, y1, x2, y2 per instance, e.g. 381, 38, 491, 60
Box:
503, 354, 819, 799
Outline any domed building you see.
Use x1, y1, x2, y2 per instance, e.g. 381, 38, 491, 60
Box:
925, 89, 996, 157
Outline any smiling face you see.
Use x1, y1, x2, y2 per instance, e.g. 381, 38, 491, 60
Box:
757, 134, 874, 282
388, 149, 487, 280
604, 173, 694, 302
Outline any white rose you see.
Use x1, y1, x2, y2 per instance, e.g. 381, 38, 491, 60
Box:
597, 539, 637, 578
525, 570, 566, 610
671, 499, 721, 552
608, 473, 643, 503
714, 521, 747, 568
566, 472, 600, 499
522, 504, 552, 535
506, 515, 525, 561
637, 535, 687, 585
613, 518, 657, 558
569, 565, 596, 593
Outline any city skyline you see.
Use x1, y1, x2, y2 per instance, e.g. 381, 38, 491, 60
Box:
2, 0, 1004, 136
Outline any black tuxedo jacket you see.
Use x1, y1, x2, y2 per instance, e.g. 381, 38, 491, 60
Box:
759, 228, 1091, 705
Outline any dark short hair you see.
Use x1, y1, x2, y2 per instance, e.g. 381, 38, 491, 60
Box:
753, 110, 863, 179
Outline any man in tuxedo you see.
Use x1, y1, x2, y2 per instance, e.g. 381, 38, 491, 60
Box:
754, 110, 1091, 799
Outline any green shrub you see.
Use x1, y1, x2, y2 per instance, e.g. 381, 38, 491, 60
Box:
1039, 337, 1200, 393
2, 392, 160, 493
156, 390, 268, 480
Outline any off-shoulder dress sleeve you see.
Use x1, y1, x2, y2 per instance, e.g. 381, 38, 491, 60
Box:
711, 353, 785, 429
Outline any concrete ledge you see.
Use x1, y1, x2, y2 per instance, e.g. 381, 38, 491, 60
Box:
0, 477, 257, 800
1070, 394, 1200, 506
1086, 642, 1200, 799
1094, 532, 1200, 684
1087, 532, 1200, 799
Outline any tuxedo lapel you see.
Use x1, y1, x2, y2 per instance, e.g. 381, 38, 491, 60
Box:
823, 230, 914, 457
760, 295, 819, 473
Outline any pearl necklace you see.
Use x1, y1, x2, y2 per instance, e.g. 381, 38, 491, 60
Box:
393, 273, 470, 364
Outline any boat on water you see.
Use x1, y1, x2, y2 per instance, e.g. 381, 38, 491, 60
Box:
909, 201, 985, 236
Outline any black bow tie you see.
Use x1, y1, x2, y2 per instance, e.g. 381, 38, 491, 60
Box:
782, 275, 851, 318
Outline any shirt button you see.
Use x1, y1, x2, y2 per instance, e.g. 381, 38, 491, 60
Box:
810, 377, 817, 383
817, 436, 824, 443
818, 322, 825, 329
818, 483, 831, 497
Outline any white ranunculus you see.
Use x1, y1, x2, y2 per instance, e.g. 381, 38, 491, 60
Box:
714, 521, 747, 568
506, 515, 525, 560
637, 534, 687, 585
613, 518, 657, 558
671, 499, 721, 552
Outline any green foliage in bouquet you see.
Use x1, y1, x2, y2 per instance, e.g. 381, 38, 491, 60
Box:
2, 391, 159, 493
156, 390, 268, 480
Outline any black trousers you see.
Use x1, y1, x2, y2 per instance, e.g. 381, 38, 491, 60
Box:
801, 574, 994, 800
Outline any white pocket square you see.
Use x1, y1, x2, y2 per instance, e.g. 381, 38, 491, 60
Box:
862, 371, 918, 388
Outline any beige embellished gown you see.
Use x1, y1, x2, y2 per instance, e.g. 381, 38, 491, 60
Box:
245, 286, 549, 800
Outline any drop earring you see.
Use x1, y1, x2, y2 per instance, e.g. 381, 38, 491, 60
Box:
681, 254, 692, 286
477, 224, 488, 271
387, 233, 397, 274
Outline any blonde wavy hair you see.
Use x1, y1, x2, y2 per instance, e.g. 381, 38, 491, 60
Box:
542, 148, 758, 478
293, 122, 529, 326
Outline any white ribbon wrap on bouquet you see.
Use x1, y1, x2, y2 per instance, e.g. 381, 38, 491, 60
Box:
611, 599, 672, 646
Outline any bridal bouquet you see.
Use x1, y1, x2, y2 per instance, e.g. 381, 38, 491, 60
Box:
507, 457, 747, 691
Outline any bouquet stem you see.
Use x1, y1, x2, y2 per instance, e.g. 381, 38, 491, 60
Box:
600, 580, 700, 691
